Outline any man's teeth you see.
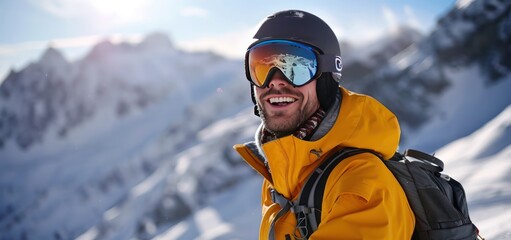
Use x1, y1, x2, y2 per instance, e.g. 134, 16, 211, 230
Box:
269, 97, 296, 104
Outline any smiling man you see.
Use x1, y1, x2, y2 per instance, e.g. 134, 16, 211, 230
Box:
234, 10, 415, 240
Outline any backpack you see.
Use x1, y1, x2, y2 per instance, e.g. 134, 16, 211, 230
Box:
269, 148, 483, 240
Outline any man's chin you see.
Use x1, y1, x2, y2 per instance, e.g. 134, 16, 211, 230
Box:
260, 109, 302, 134
264, 119, 297, 136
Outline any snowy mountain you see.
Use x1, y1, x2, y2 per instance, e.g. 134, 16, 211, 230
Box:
0, 33, 251, 239
0, 33, 248, 150
401, 0, 511, 151
341, 0, 511, 149
341, 25, 424, 67
1, 0, 511, 239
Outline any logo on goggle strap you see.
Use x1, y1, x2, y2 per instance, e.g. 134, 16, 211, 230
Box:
335, 56, 343, 72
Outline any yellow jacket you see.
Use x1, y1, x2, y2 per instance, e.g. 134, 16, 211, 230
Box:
234, 87, 415, 239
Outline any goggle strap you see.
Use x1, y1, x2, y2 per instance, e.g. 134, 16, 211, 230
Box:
317, 54, 342, 73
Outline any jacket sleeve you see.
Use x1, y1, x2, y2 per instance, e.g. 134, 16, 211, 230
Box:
309, 154, 415, 240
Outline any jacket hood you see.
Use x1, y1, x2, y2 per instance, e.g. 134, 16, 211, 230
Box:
322, 87, 400, 159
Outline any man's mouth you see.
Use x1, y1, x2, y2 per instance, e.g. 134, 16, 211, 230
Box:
268, 97, 296, 106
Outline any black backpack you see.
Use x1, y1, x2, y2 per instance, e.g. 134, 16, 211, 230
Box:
269, 148, 483, 240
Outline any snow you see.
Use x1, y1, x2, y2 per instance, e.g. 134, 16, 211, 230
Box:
154, 176, 261, 240
456, 0, 476, 9
342, 25, 423, 66
0, 54, 249, 239
435, 105, 511, 239
405, 64, 511, 152
436, 105, 511, 160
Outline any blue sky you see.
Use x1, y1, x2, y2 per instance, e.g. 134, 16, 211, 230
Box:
0, 0, 457, 81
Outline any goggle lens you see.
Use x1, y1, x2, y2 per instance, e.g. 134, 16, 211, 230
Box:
247, 40, 318, 87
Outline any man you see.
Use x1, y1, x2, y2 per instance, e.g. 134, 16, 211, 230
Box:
234, 10, 415, 239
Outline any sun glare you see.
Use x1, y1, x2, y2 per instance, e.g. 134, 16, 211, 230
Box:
88, 0, 149, 23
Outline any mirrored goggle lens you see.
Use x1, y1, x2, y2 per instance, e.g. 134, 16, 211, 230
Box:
248, 40, 318, 87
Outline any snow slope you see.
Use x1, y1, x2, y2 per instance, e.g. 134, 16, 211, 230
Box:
436, 105, 511, 240
0, 38, 251, 239
405, 64, 511, 151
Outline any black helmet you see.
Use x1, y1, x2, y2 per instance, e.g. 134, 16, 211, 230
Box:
249, 10, 342, 113
253, 10, 341, 67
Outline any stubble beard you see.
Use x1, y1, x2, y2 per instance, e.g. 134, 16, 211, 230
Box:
259, 107, 305, 138
258, 93, 317, 138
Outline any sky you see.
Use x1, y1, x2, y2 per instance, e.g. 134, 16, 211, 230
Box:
0, 0, 457, 82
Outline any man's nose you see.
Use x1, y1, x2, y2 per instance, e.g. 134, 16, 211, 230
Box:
267, 70, 289, 88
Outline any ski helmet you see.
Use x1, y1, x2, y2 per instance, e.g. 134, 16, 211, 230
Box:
248, 10, 342, 113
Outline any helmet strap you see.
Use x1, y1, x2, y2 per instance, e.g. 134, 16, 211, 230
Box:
250, 83, 260, 116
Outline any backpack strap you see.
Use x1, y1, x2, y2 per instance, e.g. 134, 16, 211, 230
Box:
292, 147, 376, 239
404, 149, 444, 172
268, 189, 294, 240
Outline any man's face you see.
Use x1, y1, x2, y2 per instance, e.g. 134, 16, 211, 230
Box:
254, 71, 320, 137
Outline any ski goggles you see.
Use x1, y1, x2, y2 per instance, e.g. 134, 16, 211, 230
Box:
245, 40, 342, 88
